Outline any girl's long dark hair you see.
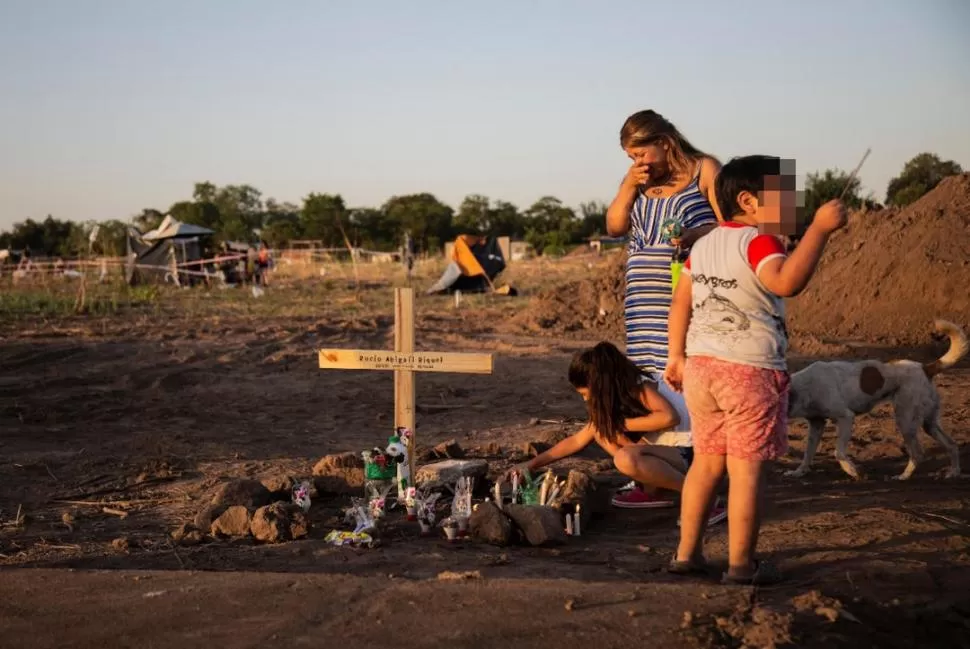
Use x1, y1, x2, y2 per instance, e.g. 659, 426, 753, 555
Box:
568, 342, 649, 443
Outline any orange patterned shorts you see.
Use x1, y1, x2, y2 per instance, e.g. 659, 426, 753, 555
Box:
683, 356, 790, 461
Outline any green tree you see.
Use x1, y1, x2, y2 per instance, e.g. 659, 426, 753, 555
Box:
523, 196, 578, 254
578, 201, 608, 240
261, 199, 302, 248
803, 169, 864, 216
488, 200, 525, 238
1, 216, 78, 256
350, 207, 396, 249
300, 193, 349, 245
381, 193, 454, 252
886, 153, 963, 207
214, 184, 264, 241
453, 194, 491, 233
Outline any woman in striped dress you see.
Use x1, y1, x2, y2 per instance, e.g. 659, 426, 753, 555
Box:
607, 110, 721, 379
605, 110, 723, 511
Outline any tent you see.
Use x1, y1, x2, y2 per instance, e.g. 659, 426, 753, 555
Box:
427, 235, 513, 295
142, 215, 215, 241
125, 217, 214, 286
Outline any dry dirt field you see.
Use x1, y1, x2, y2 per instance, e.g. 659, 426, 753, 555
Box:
1, 255, 969, 649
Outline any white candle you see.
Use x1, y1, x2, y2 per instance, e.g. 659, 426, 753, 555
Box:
573, 507, 581, 537
565, 514, 574, 536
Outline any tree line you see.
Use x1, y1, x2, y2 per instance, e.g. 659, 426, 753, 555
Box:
1, 152, 961, 259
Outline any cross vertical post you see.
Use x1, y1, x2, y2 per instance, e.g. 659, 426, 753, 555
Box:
394, 287, 417, 480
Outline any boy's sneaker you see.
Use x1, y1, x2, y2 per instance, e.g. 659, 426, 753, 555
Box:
611, 488, 676, 509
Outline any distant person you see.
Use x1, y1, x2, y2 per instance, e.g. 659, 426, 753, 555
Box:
256, 241, 272, 286
605, 109, 722, 507
510, 342, 725, 525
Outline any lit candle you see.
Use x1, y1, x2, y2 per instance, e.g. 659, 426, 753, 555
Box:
565, 514, 574, 536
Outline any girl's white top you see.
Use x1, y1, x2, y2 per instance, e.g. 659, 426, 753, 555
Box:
643, 380, 692, 447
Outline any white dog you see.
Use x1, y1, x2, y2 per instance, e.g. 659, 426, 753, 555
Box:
786, 320, 967, 481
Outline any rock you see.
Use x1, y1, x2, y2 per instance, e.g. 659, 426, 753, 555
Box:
210, 479, 272, 509
432, 439, 464, 459
250, 503, 288, 543
194, 504, 224, 531
251, 503, 310, 543
313, 452, 363, 471
210, 505, 252, 538
528, 417, 540, 426
415, 459, 488, 488
484, 442, 502, 457
171, 523, 197, 543
437, 570, 482, 581
180, 530, 205, 547
504, 504, 568, 546
111, 537, 130, 552
288, 505, 310, 540
522, 441, 551, 458
468, 501, 512, 546
313, 453, 366, 495
559, 469, 610, 528
260, 474, 297, 498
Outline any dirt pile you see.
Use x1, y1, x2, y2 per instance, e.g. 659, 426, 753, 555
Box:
520, 174, 970, 348
515, 249, 626, 340
787, 173, 970, 345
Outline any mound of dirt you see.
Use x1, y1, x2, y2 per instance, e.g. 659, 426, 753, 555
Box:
520, 174, 970, 348
514, 250, 626, 340
787, 173, 970, 346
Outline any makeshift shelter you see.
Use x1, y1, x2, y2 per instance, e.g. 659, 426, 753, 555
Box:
125, 217, 214, 286
427, 235, 514, 295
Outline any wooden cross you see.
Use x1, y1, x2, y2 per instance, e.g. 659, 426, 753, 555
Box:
318, 287, 493, 480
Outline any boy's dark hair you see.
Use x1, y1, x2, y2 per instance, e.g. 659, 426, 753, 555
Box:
715, 155, 794, 221
568, 342, 650, 443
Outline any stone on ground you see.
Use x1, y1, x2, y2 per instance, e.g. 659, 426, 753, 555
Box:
469, 501, 512, 546
522, 441, 551, 458
194, 504, 224, 531
210, 505, 252, 538
416, 459, 488, 488
210, 479, 273, 508
560, 469, 610, 528
313, 452, 365, 495
432, 439, 465, 459
250, 502, 311, 543
504, 504, 567, 547
171, 523, 205, 547
260, 474, 297, 498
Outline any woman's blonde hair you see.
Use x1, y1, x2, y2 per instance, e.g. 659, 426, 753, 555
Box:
620, 110, 712, 177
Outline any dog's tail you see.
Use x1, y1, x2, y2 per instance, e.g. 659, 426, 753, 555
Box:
924, 320, 969, 377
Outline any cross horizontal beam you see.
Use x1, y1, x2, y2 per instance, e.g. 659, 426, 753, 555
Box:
318, 349, 493, 374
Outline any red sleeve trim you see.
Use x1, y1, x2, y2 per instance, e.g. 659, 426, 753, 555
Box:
747, 234, 786, 271
684, 256, 691, 271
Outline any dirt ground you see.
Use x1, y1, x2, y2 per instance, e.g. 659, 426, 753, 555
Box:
2, 262, 970, 648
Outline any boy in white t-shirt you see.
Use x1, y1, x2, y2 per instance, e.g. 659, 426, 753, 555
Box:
663, 155, 847, 584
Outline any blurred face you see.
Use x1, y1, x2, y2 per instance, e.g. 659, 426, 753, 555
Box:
756, 175, 798, 236
575, 387, 590, 402
624, 141, 669, 179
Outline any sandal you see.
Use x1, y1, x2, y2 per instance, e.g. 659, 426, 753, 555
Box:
667, 556, 709, 576
721, 560, 783, 586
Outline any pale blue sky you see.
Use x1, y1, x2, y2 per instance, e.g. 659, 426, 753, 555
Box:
1, 0, 968, 228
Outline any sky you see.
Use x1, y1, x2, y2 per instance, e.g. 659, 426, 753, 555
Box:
1, 0, 969, 229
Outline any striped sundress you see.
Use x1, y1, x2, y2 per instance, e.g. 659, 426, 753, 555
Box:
625, 170, 718, 379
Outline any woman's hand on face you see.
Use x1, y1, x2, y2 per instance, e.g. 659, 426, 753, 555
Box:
624, 160, 651, 189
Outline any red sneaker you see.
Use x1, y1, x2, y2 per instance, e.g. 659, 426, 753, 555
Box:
611, 488, 676, 509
